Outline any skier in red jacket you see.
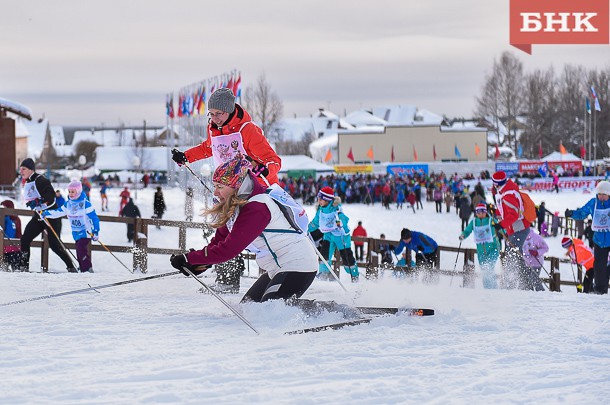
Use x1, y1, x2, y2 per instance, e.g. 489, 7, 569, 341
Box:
171, 88, 281, 186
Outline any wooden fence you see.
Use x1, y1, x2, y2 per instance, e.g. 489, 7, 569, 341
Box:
0, 207, 582, 292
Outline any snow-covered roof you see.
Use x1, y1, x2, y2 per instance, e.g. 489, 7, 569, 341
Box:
371, 105, 443, 126
542, 151, 581, 162
95, 146, 170, 171
343, 110, 387, 127
278, 155, 334, 173
309, 133, 338, 162
0, 97, 33, 120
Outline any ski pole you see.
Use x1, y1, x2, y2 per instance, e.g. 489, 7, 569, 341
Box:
36, 210, 79, 266
87, 231, 133, 274
450, 239, 463, 287
182, 162, 214, 194
0, 271, 181, 307
180, 266, 259, 335
307, 235, 349, 293
567, 238, 583, 292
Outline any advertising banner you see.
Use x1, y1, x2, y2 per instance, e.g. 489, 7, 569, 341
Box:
387, 164, 429, 176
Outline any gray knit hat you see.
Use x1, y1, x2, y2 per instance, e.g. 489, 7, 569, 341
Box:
208, 88, 235, 113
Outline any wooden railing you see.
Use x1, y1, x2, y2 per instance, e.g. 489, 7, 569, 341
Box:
0, 207, 582, 291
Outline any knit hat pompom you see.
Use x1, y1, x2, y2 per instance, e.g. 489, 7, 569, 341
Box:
212, 156, 250, 190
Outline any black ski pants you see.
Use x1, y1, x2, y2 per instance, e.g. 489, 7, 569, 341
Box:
21, 216, 73, 269
241, 271, 316, 303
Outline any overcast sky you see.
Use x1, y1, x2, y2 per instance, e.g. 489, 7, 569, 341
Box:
1, 0, 608, 126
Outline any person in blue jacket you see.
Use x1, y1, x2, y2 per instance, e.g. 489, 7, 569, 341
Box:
42, 180, 100, 273
565, 180, 610, 294
394, 228, 438, 270
308, 186, 359, 282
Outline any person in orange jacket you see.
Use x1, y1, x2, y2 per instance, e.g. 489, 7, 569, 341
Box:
562, 236, 595, 293
171, 88, 281, 186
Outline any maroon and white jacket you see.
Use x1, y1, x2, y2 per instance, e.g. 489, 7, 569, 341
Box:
187, 174, 317, 278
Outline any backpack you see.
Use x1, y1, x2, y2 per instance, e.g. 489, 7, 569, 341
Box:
265, 184, 309, 234
519, 191, 537, 224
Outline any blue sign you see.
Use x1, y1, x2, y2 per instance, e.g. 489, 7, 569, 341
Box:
495, 162, 519, 176
387, 164, 429, 176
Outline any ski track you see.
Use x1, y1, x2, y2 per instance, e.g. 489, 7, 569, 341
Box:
2, 188, 610, 404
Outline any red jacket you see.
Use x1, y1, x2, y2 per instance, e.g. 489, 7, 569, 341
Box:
352, 225, 367, 246
496, 180, 531, 236
184, 104, 281, 185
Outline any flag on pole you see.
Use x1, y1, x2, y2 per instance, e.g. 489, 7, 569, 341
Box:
581, 146, 586, 159
324, 149, 333, 162
367, 146, 374, 160
234, 73, 242, 98
560, 141, 567, 155
495, 144, 500, 160
390, 146, 395, 162
475, 143, 481, 156
454, 145, 461, 158
538, 141, 543, 159
538, 161, 549, 177
433, 145, 437, 161
412, 145, 418, 162
517, 143, 523, 158
591, 86, 602, 111
166, 94, 174, 118
586, 97, 591, 114
347, 147, 355, 163
197, 86, 206, 115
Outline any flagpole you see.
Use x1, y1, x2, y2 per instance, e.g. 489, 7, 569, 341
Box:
584, 97, 587, 170
594, 107, 597, 172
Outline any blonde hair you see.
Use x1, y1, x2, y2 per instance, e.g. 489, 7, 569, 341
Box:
203, 190, 248, 229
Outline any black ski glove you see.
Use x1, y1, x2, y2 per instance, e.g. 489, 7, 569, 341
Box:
493, 223, 504, 232
251, 162, 269, 178
171, 149, 187, 165
564, 209, 573, 218
26, 198, 41, 209
170, 253, 209, 277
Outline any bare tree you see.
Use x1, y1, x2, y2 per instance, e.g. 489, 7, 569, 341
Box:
275, 131, 316, 156
242, 72, 283, 142
521, 68, 557, 158
475, 51, 525, 151
74, 140, 99, 164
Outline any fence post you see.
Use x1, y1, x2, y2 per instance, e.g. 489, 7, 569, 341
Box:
550, 257, 561, 292
178, 223, 187, 251
41, 231, 50, 273
365, 238, 378, 279
0, 230, 5, 271
133, 218, 148, 273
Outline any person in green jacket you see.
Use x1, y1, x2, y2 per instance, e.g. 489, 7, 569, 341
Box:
459, 203, 501, 289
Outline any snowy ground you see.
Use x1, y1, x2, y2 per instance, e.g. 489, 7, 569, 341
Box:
1, 181, 609, 404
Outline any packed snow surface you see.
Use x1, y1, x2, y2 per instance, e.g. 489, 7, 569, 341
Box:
1, 183, 609, 404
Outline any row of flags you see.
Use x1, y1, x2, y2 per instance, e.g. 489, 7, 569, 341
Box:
325, 140, 580, 163
325, 144, 475, 163
165, 73, 242, 119
586, 85, 602, 113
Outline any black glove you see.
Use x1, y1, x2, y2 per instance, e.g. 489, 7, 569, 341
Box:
564, 209, 573, 218
26, 199, 41, 209
493, 223, 504, 232
171, 148, 187, 165
170, 253, 208, 276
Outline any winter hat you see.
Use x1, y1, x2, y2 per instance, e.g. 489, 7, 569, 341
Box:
212, 156, 250, 190
67, 180, 83, 198
596, 180, 610, 195
561, 237, 573, 248
475, 203, 487, 213
20, 158, 35, 171
401, 228, 412, 240
208, 88, 236, 114
491, 171, 507, 187
317, 186, 335, 201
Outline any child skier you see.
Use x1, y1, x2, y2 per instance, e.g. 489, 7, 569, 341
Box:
1, 200, 22, 271
561, 236, 594, 293
42, 180, 100, 273
521, 228, 549, 291
459, 203, 500, 289
308, 187, 359, 282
